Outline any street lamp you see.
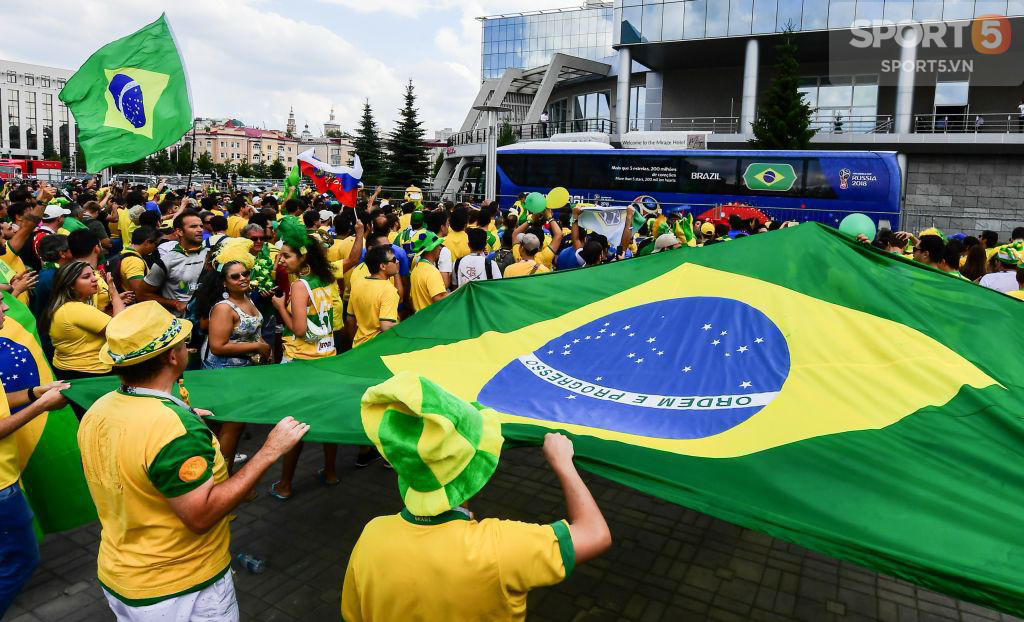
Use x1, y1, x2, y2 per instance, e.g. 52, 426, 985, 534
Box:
473, 104, 511, 203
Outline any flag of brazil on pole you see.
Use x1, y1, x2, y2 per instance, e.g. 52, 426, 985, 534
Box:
64, 223, 1024, 615
59, 14, 192, 173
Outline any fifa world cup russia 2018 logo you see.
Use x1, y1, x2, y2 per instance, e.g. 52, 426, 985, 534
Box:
839, 168, 851, 190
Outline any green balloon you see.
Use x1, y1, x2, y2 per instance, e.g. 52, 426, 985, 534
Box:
525, 192, 547, 214
839, 213, 876, 240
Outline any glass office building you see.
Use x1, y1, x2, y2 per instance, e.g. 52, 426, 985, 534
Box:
615, 0, 1024, 44
481, 5, 616, 80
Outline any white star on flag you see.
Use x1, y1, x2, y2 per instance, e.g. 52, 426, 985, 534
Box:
720, 330, 728, 336
573, 339, 580, 344
562, 350, 571, 355
737, 346, 748, 353
585, 336, 591, 340
628, 333, 635, 337
657, 351, 664, 356
599, 329, 606, 333
725, 353, 731, 357
635, 358, 644, 363
610, 333, 617, 337
702, 324, 712, 331
740, 381, 753, 388
595, 376, 603, 381
755, 337, 764, 343
683, 366, 692, 372
623, 325, 631, 330
712, 340, 721, 346
566, 395, 577, 399
627, 353, 635, 358
547, 350, 554, 354
646, 337, 656, 343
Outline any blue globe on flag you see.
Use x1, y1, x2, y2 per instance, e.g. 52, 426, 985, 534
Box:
108, 73, 147, 129
478, 297, 792, 440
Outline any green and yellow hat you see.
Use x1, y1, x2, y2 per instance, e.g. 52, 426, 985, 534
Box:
411, 231, 445, 255
99, 301, 193, 367
361, 373, 504, 517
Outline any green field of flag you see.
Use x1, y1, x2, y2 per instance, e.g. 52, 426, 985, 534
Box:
66, 223, 1024, 614
59, 14, 192, 173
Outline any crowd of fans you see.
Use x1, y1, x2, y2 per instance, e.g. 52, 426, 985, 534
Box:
0, 173, 1020, 621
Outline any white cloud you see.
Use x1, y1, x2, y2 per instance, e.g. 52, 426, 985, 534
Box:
0, 0, 571, 138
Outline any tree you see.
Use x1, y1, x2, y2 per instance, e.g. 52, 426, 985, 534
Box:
353, 99, 386, 185
175, 143, 193, 175
148, 149, 173, 175
252, 160, 269, 179
268, 158, 287, 180
236, 160, 254, 177
497, 121, 518, 147
432, 151, 445, 177
213, 161, 235, 178
384, 81, 430, 187
196, 151, 214, 174
750, 28, 815, 150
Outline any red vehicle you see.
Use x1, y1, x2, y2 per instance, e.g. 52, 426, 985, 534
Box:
0, 159, 28, 180
29, 160, 62, 180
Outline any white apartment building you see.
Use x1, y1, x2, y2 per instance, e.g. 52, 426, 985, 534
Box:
0, 60, 76, 163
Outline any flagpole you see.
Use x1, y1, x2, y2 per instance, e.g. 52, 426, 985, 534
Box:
186, 117, 197, 191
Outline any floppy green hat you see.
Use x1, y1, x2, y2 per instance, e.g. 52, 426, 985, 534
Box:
997, 242, 1023, 265
412, 230, 445, 254
361, 373, 504, 517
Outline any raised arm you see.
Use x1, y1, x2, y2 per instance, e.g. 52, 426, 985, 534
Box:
542, 433, 612, 565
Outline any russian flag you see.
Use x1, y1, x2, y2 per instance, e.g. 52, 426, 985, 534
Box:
297, 149, 363, 208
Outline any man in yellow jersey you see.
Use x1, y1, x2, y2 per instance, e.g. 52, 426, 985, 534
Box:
346, 245, 400, 347
409, 232, 447, 312
504, 233, 552, 278
78, 302, 310, 621
225, 196, 251, 237
342, 374, 611, 622
443, 206, 472, 261
0, 296, 68, 617
118, 226, 160, 298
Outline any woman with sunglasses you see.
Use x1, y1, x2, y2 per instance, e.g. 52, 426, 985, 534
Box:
197, 238, 270, 370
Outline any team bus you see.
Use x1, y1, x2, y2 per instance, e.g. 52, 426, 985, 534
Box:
495, 146, 902, 230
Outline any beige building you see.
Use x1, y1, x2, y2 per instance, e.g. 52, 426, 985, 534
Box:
0, 59, 77, 164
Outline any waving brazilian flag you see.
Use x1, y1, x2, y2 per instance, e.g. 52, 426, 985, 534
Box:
59, 14, 192, 173
65, 223, 1024, 615
1, 293, 95, 533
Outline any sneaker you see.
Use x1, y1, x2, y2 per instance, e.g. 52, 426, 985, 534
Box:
354, 447, 382, 469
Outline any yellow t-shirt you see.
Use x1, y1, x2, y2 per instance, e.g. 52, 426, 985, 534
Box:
0, 248, 29, 305
399, 212, 413, 230
410, 260, 445, 312
117, 209, 138, 244
78, 390, 230, 604
226, 215, 248, 238
512, 243, 555, 269
348, 277, 400, 347
347, 261, 398, 304
94, 274, 112, 312
120, 253, 148, 292
49, 301, 112, 374
327, 236, 354, 263
342, 511, 573, 622
282, 275, 336, 360
444, 230, 471, 262
0, 378, 19, 489
1006, 289, 1024, 300
503, 260, 551, 278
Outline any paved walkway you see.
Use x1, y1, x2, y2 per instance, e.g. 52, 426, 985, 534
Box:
8, 426, 1022, 622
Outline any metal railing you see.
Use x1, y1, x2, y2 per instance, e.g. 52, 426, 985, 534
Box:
914, 112, 1024, 134
447, 118, 616, 147
639, 117, 740, 133
812, 115, 894, 135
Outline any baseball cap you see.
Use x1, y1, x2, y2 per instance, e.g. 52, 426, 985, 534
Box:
42, 204, 71, 220
654, 233, 680, 252
700, 222, 716, 236
520, 233, 541, 252
318, 210, 334, 222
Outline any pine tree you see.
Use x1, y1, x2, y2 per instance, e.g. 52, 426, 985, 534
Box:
175, 143, 192, 175
384, 81, 430, 188
353, 100, 386, 185
497, 121, 517, 147
750, 29, 815, 150
196, 151, 214, 174
268, 158, 286, 180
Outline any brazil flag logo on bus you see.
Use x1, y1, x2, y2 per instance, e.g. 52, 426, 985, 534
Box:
743, 163, 797, 192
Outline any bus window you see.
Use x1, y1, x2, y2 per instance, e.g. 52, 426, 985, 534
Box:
579, 155, 679, 193
525, 155, 572, 189
802, 158, 839, 199
498, 154, 527, 186
680, 157, 739, 195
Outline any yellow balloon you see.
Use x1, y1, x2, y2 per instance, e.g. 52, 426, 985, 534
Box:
547, 187, 570, 210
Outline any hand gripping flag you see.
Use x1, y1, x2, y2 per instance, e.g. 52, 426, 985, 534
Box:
63, 223, 1024, 615
59, 14, 193, 173
2, 293, 96, 533
297, 149, 362, 208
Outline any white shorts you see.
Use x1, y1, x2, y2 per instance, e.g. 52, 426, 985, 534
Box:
103, 572, 239, 622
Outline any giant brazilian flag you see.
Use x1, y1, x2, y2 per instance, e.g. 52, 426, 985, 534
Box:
0, 293, 96, 533
65, 223, 1024, 614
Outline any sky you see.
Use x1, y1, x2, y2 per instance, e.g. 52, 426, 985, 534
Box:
0, 0, 569, 138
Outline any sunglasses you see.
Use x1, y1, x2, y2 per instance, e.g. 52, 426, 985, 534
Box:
248, 236, 266, 241
227, 270, 251, 281
386, 257, 399, 263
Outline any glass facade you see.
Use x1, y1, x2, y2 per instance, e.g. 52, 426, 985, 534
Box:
481, 7, 615, 80
7, 89, 19, 150
798, 74, 880, 132
615, 0, 1024, 43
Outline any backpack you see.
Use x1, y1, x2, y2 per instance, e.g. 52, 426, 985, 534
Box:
104, 249, 147, 293
492, 249, 515, 275
453, 254, 494, 288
